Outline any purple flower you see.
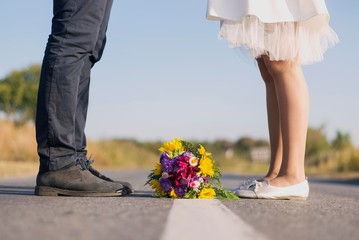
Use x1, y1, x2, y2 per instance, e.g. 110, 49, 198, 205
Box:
203, 176, 210, 184
171, 156, 180, 165
160, 178, 172, 193
160, 152, 171, 163
174, 185, 186, 197
162, 162, 173, 173
160, 153, 173, 172
172, 165, 180, 173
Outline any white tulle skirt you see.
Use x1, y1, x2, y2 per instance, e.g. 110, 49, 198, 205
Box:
207, 0, 339, 64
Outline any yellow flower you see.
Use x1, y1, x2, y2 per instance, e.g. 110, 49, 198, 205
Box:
169, 189, 178, 198
199, 157, 214, 177
159, 138, 183, 155
154, 163, 162, 175
149, 179, 165, 195
198, 187, 216, 199
198, 144, 211, 158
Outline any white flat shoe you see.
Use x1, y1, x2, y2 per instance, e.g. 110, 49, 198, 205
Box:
232, 178, 265, 192
231, 179, 261, 198
233, 179, 309, 200
238, 179, 258, 190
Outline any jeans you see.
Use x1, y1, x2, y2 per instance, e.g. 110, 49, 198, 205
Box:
36, 0, 113, 171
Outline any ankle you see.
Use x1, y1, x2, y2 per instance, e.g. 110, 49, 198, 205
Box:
264, 171, 279, 180
262, 174, 278, 181
272, 174, 306, 185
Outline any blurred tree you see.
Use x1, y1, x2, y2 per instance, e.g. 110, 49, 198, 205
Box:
0, 64, 40, 124
234, 136, 255, 152
305, 126, 330, 167
332, 131, 353, 150
348, 151, 359, 171
254, 139, 269, 147
306, 127, 330, 155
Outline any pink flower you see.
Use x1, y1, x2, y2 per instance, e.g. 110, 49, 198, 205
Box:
189, 180, 200, 189
178, 161, 188, 170
162, 172, 169, 179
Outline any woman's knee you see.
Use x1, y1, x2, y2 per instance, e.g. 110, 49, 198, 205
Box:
263, 56, 301, 79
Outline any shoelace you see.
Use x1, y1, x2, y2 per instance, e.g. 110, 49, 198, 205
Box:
239, 179, 257, 190
239, 179, 256, 187
75, 157, 115, 182
76, 158, 94, 170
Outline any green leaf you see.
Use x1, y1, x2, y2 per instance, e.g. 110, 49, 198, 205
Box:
215, 188, 239, 200
184, 190, 198, 199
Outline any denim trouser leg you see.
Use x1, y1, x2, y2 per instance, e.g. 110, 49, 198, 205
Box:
74, 58, 91, 160
76, 0, 113, 159
36, 0, 113, 171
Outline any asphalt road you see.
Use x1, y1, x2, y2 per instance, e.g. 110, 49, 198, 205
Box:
0, 170, 358, 240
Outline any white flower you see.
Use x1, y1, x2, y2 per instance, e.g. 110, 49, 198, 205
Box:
189, 156, 199, 167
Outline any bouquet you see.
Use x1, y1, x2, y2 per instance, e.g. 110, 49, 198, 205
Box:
146, 138, 238, 199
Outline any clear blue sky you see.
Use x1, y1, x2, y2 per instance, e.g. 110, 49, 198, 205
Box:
1, 1, 358, 146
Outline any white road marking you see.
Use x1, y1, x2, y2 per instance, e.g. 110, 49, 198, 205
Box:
160, 199, 267, 240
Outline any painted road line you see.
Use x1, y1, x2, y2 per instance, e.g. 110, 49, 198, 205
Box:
160, 199, 267, 240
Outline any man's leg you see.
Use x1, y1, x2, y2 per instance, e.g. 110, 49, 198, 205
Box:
73, 0, 133, 193
35, 0, 125, 196
75, 58, 91, 159
36, 0, 111, 171
75, 0, 113, 158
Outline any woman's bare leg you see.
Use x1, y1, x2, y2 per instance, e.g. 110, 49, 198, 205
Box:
257, 57, 283, 180
262, 55, 308, 186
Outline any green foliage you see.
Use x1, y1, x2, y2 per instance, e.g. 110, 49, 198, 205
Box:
88, 139, 159, 168
303, 126, 359, 175
215, 188, 239, 200
306, 126, 330, 155
305, 126, 331, 167
235, 136, 256, 152
181, 140, 199, 157
183, 189, 198, 199
0, 65, 40, 124
233, 137, 269, 157
332, 131, 353, 150
348, 152, 359, 171
180, 140, 194, 151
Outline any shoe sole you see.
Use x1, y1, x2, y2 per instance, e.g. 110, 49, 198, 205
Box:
35, 186, 125, 197
124, 186, 134, 194
259, 196, 308, 201
235, 195, 308, 200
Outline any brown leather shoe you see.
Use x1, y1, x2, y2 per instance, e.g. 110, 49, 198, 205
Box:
77, 157, 134, 194
88, 165, 134, 194
35, 161, 125, 197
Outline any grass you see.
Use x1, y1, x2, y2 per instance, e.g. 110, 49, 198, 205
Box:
1, 119, 358, 179
212, 154, 268, 176
0, 120, 160, 177
0, 120, 37, 162
87, 139, 159, 169
0, 119, 267, 178
0, 161, 38, 178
